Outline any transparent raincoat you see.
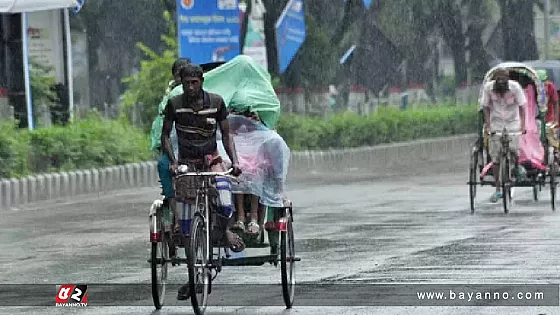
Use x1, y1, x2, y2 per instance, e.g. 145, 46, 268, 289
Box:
217, 115, 290, 207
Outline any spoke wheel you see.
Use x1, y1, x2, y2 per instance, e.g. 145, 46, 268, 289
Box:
151, 210, 168, 309
501, 157, 511, 214
188, 215, 210, 315
469, 151, 478, 214
281, 214, 296, 308
533, 185, 539, 201
551, 162, 557, 211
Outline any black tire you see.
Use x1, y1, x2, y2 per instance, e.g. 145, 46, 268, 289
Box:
281, 216, 295, 308
551, 163, 557, 211
533, 185, 539, 201
258, 204, 266, 244
151, 210, 168, 310
501, 157, 511, 214
187, 215, 210, 315
469, 151, 478, 214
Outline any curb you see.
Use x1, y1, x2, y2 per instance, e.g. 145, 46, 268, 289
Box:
0, 134, 476, 210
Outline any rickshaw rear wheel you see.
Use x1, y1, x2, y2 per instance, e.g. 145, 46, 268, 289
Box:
550, 162, 557, 211
151, 206, 168, 310
469, 150, 478, 214
281, 215, 295, 308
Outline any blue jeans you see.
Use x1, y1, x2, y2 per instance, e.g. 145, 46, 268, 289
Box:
157, 153, 174, 198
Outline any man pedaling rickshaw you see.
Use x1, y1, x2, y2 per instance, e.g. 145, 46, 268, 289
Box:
480, 68, 527, 203
537, 70, 560, 151
161, 63, 245, 300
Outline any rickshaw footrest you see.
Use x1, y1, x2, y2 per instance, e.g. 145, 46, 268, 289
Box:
221, 254, 278, 266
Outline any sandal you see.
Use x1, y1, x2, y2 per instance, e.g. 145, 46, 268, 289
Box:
225, 230, 245, 253
489, 191, 503, 203
232, 220, 246, 233
247, 221, 260, 235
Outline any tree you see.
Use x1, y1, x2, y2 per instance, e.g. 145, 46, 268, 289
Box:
29, 58, 57, 127
499, 0, 539, 61
119, 11, 178, 132
77, 0, 168, 114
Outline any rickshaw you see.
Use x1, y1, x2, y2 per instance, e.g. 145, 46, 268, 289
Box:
468, 62, 559, 213
148, 56, 298, 315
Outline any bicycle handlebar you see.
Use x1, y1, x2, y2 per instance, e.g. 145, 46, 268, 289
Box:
174, 166, 239, 183
490, 131, 523, 136
176, 165, 233, 176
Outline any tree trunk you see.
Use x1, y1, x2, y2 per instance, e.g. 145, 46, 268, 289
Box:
500, 0, 538, 61
437, 0, 468, 86
466, 0, 490, 82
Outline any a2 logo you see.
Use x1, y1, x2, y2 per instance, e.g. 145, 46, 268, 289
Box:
56, 284, 88, 304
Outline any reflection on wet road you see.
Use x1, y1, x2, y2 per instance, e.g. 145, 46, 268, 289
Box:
1, 172, 559, 314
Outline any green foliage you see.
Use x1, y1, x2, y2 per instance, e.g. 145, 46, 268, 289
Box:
1, 104, 478, 178
0, 121, 31, 178
29, 57, 57, 122
0, 113, 150, 179
120, 10, 178, 132
276, 105, 478, 150
293, 16, 338, 86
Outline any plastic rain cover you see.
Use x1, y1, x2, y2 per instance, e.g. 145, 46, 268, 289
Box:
217, 114, 290, 207
203, 55, 281, 129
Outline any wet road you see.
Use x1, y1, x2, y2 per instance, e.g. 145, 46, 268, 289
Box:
1, 171, 560, 314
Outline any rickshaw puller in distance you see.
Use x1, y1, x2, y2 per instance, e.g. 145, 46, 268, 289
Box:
480, 68, 527, 203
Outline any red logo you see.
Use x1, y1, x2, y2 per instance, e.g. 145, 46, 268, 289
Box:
56, 285, 88, 306
181, 0, 194, 9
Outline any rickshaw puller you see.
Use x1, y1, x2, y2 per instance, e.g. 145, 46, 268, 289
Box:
161, 64, 244, 300
480, 68, 527, 203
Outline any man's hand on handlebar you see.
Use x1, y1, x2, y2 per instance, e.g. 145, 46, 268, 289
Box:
231, 163, 242, 177
170, 163, 179, 175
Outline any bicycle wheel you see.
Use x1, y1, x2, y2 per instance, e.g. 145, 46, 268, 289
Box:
151, 207, 168, 309
501, 156, 511, 214
469, 150, 478, 214
551, 162, 557, 211
533, 184, 539, 201
187, 214, 210, 315
280, 213, 295, 308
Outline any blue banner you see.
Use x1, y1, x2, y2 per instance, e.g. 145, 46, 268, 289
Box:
344, 0, 373, 7
275, 0, 306, 74
73, 0, 84, 13
177, 0, 241, 64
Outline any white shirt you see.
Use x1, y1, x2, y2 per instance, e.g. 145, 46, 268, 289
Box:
480, 80, 527, 132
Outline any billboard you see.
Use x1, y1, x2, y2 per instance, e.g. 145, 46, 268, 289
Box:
177, 0, 241, 64
242, 0, 268, 70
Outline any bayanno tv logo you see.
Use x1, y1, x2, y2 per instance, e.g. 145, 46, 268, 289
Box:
55, 284, 88, 307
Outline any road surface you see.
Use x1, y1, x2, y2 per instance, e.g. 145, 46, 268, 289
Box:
0, 171, 559, 314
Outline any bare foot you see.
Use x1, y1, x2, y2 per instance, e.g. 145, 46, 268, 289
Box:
224, 230, 245, 252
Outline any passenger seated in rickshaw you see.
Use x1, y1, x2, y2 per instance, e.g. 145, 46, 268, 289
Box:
229, 109, 264, 235
537, 70, 560, 150
480, 68, 527, 203
217, 111, 290, 233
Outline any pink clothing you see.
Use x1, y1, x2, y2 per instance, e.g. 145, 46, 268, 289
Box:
480, 84, 546, 178
518, 85, 545, 170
